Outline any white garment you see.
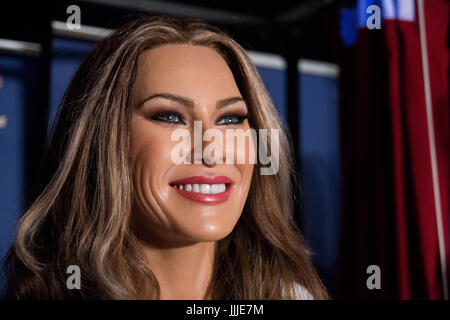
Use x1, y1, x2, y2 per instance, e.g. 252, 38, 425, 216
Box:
281, 283, 314, 300
292, 283, 314, 300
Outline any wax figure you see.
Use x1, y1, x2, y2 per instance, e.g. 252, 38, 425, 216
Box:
2, 14, 328, 300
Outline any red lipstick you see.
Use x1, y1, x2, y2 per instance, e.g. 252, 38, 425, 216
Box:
169, 176, 233, 204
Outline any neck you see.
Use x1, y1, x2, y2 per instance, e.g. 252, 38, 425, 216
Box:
140, 240, 216, 300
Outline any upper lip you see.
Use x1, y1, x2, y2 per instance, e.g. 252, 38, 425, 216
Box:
170, 176, 233, 185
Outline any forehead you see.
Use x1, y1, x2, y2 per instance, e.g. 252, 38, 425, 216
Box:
134, 44, 241, 101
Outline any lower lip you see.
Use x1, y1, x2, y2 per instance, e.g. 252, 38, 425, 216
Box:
171, 184, 233, 204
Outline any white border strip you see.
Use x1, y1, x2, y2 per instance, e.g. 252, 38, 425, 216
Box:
248, 51, 286, 70
298, 59, 339, 78
52, 21, 113, 41
0, 38, 42, 56
418, 0, 448, 300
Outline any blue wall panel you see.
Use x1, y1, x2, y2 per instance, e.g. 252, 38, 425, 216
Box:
257, 66, 287, 120
299, 71, 340, 295
0, 53, 39, 287
49, 37, 95, 128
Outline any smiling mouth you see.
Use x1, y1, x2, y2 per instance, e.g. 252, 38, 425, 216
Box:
169, 176, 233, 204
171, 183, 228, 194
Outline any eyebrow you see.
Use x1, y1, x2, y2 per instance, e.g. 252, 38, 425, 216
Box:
138, 93, 245, 109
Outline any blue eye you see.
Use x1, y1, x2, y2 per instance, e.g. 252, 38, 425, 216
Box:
217, 113, 248, 125
151, 111, 185, 124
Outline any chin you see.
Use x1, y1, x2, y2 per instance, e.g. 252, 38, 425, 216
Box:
183, 223, 235, 242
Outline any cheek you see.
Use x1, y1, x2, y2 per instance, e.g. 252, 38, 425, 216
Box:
131, 122, 175, 178
236, 162, 254, 200
130, 119, 177, 224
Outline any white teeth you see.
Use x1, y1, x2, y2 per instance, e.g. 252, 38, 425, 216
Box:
174, 183, 227, 194
193, 184, 200, 193
211, 184, 221, 194
200, 184, 211, 194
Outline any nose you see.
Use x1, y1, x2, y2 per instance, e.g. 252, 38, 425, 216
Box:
191, 119, 226, 167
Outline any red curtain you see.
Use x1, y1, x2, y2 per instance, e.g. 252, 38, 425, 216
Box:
337, 0, 449, 299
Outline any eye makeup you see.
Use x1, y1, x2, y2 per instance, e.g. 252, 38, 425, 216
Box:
149, 111, 248, 126
216, 113, 248, 125
150, 110, 186, 125
139, 99, 249, 127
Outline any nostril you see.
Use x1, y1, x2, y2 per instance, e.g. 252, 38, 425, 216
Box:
202, 154, 216, 166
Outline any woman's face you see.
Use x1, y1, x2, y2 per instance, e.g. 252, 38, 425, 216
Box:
131, 44, 254, 246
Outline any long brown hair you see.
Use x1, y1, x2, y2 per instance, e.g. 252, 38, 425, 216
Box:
2, 14, 328, 299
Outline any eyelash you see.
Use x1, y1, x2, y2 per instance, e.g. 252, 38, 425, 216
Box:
217, 113, 248, 125
150, 111, 248, 126
150, 111, 186, 125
